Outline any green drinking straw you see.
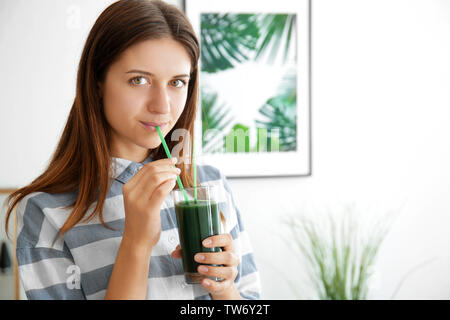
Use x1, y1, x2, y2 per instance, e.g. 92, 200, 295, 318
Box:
193, 137, 197, 204
155, 125, 189, 204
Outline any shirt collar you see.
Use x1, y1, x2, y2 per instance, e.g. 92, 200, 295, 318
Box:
111, 154, 153, 184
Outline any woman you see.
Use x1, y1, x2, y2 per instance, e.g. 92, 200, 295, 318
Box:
4, 0, 260, 300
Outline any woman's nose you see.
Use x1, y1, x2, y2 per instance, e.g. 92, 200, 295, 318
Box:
147, 86, 171, 114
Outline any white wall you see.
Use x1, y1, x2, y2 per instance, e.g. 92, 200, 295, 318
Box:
1, 0, 450, 300
0, 0, 116, 188
237, 0, 450, 299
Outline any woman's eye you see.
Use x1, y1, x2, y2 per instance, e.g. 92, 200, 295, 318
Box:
171, 79, 186, 88
130, 76, 148, 85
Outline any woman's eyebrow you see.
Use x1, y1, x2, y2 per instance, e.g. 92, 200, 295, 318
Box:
126, 69, 190, 78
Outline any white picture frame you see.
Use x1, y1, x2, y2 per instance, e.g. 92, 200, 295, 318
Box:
185, 0, 311, 178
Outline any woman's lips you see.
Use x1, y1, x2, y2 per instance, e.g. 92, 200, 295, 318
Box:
140, 121, 168, 131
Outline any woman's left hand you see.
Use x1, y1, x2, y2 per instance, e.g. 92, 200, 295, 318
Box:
171, 233, 241, 299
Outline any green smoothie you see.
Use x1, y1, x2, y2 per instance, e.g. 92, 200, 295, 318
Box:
175, 199, 222, 279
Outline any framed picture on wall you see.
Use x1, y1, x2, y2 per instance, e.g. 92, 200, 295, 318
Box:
184, 0, 311, 178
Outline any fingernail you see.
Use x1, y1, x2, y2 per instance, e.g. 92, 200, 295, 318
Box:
171, 157, 178, 163
195, 254, 205, 261
203, 279, 211, 286
198, 265, 208, 273
203, 239, 212, 246
176, 168, 181, 174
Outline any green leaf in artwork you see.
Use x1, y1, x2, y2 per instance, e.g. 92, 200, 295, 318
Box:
200, 14, 260, 73
223, 123, 250, 153
201, 88, 235, 154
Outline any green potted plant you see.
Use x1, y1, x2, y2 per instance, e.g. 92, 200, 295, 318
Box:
283, 204, 394, 300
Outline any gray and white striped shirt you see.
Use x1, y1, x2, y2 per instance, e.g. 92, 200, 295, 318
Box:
16, 156, 261, 300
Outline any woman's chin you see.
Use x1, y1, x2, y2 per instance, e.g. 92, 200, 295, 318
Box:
143, 139, 163, 150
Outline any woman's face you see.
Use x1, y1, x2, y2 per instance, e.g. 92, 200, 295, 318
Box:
100, 38, 192, 162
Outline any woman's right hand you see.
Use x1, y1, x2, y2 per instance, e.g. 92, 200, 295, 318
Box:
121, 157, 180, 251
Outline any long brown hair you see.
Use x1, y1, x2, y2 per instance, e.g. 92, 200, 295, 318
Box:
4, 0, 199, 240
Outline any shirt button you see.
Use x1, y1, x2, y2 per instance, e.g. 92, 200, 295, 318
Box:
168, 236, 176, 244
